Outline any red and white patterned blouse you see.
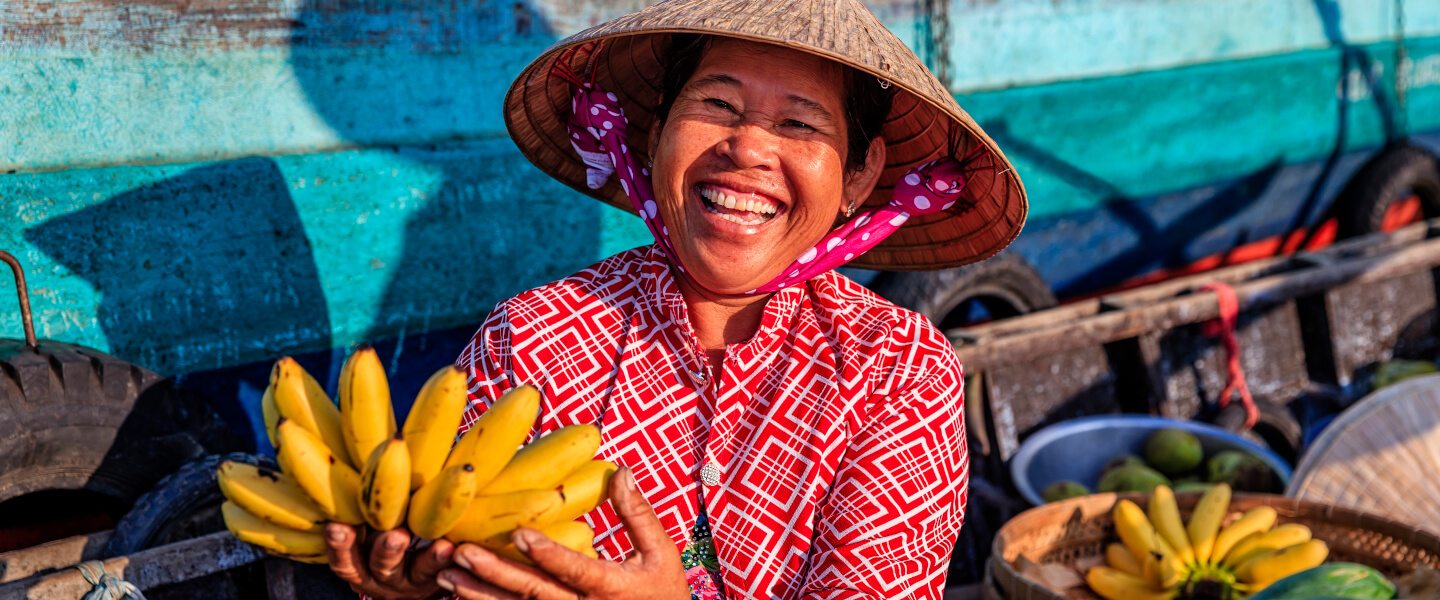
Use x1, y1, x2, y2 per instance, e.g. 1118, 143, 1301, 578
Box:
455, 245, 969, 600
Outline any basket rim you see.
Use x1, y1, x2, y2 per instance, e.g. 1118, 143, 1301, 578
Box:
991, 491, 1440, 600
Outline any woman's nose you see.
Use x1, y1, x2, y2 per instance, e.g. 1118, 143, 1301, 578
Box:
715, 122, 780, 171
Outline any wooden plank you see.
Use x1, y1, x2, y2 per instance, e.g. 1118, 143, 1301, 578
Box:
0, 531, 111, 584
264, 558, 298, 600
0, 531, 263, 599
951, 219, 1435, 345
955, 235, 1440, 370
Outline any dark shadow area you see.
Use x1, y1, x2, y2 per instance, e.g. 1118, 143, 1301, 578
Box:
287, 0, 606, 355
983, 118, 1284, 294
1285, 0, 1405, 246
24, 158, 332, 448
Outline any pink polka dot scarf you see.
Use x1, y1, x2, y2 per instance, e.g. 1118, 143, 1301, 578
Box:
559, 67, 981, 295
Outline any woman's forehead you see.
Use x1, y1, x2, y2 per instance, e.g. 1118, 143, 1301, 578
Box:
688, 38, 846, 105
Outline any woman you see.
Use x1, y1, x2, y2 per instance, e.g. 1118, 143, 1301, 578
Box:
323, 0, 1026, 598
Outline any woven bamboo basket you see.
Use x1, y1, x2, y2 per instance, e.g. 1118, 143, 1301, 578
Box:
1287, 373, 1440, 530
990, 492, 1440, 600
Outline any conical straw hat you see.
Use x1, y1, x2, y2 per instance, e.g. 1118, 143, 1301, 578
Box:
504, 0, 1027, 271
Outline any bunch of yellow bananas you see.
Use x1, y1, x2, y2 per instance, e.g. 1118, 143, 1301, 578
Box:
219, 348, 616, 565
1085, 483, 1329, 600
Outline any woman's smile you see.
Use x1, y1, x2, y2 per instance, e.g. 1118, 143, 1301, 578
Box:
694, 182, 785, 230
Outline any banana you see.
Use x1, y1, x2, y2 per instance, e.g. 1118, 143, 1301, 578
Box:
554, 460, 619, 523
482, 424, 601, 495
1113, 499, 1185, 589
1187, 483, 1232, 564
276, 419, 365, 525
1211, 506, 1278, 566
275, 553, 329, 565
493, 520, 598, 565
403, 365, 471, 491
442, 385, 541, 489
271, 357, 354, 467
1085, 567, 1176, 600
340, 345, 397, 471
1149, 485, 1196, 566
1105, 542, 1143, 577
1236, 539, 1328, 588
408, 463, 479, 540
359, 436, 412, 531
1221, 523, 1312, 569
222, 501, 328, 557
262, 385, 280, 451
445, 489, 565, 548
217, 461, 326, 532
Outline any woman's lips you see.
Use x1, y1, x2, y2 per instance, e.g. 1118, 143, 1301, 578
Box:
696, 183, 783, 227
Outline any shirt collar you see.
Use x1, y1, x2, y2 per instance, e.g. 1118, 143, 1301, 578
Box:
638, 245, 809, 350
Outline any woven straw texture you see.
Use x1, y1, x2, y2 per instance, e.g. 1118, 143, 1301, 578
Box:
990, 492, 1440, 600
503, 0, 1027, 271
1287, 373, 1440, 531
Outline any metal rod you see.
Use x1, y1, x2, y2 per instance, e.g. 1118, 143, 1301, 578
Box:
0, 251, 38, 348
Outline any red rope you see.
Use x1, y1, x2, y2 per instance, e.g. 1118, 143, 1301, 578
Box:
1199, 282, 1259, 429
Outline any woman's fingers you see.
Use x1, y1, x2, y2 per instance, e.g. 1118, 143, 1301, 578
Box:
410, 538, 455, 586
611, 467, 671, 564
452, 544, 579, 600
438, 567, 515, 599
513, 528, 612, 592
368, 528, 412, 586
323, 523, 369, 587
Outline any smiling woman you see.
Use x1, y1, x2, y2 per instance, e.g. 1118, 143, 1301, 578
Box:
321, 1, 1027, 600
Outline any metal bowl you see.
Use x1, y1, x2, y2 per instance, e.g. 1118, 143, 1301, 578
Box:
1009, 415, 1293, 506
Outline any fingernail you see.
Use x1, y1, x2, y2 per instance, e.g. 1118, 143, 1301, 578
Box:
437, 572, 455, 591
513, 528, 544, 553
622, 467, 637, 492
436, 544, 453, 564
326, 527, 347, 544
385, 538, 405, 553
453, 548, 472, 571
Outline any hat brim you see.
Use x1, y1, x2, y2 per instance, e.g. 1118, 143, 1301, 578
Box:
504, 1, 1026, 271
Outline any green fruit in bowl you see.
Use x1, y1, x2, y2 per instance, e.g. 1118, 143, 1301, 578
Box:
1097, 464, 1171, 493
1143, 428, 1203, 476
1206, 449, 1276, 492
1041, 480, 1091, 503
1099, 454, 1146, 478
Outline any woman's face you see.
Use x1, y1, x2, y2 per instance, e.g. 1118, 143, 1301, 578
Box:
650, 39, 885, 294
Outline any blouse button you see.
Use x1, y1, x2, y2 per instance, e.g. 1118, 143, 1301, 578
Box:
700, 462, 723, 487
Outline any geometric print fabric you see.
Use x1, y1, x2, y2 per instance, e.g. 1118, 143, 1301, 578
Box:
456, 245, 968, 599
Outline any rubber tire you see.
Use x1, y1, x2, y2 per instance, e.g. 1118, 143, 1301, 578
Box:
870, 253, 1057, 327
1210, 399, 1304, 466
0, 339, 239, 507
105, 453, 354, 600
1335, 145, 1440, 239
104, 452, 276, 556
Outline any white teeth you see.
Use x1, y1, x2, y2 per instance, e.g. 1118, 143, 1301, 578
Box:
700, 185, 780, 219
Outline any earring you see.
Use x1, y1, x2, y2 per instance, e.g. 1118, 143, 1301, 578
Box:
843, 203, 856, 218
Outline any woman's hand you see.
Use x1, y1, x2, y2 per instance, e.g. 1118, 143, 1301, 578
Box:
437, 467, 689, 600
324, 523, 455, 600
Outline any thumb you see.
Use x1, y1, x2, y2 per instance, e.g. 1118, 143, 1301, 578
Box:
612, 467, 673, 565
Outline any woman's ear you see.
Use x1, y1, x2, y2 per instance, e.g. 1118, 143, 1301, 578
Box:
842, 136, 887, 213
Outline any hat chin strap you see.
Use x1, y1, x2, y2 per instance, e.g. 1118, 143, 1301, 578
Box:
567, 84, 966, 296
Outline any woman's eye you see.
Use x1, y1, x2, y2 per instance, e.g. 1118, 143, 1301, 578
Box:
784, 120, 815, 131
704, 98, 733, 111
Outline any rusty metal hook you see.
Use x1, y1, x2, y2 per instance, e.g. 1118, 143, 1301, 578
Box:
0, 250, 38, 348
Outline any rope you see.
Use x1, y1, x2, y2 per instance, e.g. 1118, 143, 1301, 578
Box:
1199, 283, 1259, 430
74, 560, 148, 600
